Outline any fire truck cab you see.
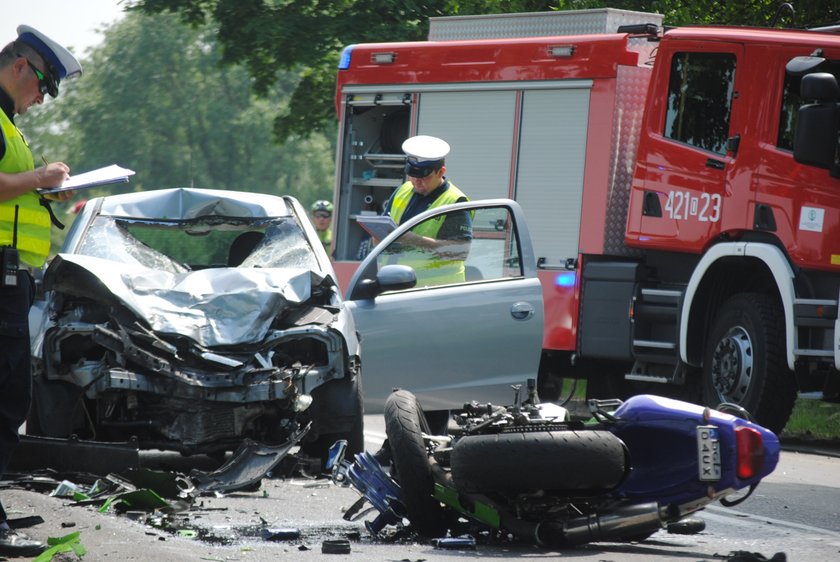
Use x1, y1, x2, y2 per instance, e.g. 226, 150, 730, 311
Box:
330, 8, 840, 433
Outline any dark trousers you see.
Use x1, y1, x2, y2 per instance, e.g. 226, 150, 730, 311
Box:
0, 271, 34, 522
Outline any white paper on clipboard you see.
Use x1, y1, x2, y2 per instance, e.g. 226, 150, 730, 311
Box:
38, 164, 136, 194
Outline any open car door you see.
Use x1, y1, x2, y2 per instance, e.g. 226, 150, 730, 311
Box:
345, 199, 544, 413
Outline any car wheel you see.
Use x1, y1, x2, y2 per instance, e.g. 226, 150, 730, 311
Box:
451, 429, 627, 494
384, 389, 448, 537
301, 374, 364, 468
702, 293, 797, 434
342, 374, 365, 455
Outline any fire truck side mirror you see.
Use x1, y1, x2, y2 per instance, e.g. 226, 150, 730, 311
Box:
793, 73, 840, 176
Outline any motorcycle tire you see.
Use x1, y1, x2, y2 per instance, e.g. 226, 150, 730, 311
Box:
451, 430, 627, 494
384, 390, 448, 537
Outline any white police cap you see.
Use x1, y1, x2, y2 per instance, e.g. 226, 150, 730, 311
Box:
402, 135, 450, 164
16, 25, 82, 83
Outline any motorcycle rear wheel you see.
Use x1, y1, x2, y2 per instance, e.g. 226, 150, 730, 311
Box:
384, 390, 448, 537
451, 430, 627, 494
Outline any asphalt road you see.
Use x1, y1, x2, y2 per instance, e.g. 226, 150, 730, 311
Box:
1, 414, 838, 561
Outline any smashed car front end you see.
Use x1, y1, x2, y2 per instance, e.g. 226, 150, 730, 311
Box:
29, 189, 362, 455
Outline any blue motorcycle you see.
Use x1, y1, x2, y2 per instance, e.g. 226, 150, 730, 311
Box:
332, 380, 780, 547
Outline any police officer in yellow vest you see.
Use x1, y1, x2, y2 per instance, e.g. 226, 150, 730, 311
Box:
381, 135, 472, 286
0, 25, 81, 557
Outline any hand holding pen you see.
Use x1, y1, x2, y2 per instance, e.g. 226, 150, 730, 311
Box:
37, 156, 74, 201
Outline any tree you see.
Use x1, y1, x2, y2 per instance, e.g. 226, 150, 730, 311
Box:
20, 10, 336, 247
588, 1, 838, 27
127, 0, 558, 141
128, 0, 840, 142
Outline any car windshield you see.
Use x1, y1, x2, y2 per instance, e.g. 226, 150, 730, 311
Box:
77, 216, 319, 273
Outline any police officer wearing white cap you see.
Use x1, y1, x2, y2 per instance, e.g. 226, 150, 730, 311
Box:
0, 25, 82, 557
380, 135, 472, 286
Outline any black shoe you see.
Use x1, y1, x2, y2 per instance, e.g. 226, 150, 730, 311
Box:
0, 528, 47, 557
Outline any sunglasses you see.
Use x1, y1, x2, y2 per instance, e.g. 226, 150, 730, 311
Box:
22, 57, 57, 97
314, 212, 331, 219
404, 162, 441, 178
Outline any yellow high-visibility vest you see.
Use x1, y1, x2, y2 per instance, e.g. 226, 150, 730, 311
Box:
388, 181, 469, 285
0, 111, 51, 267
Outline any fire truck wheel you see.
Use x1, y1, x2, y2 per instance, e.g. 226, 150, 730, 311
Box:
384, 390, 448, 537
450, 430, 627, 494
702, 292, 797, 434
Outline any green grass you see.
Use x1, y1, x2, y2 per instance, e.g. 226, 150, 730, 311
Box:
781, 397, 840, 440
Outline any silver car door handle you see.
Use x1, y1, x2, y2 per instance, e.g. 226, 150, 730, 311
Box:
510, 301, 535, 321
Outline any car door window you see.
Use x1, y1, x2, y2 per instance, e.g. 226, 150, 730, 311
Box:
376, 206, 523, 290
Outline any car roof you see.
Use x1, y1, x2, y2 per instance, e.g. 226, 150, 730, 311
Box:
93, 187, 294, 220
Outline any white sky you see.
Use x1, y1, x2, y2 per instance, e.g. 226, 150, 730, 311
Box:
1, 0, 128, 56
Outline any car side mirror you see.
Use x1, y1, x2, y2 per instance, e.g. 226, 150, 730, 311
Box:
793, 73, 840, 176
350, 265, 417, 300
377, 265, 417, 293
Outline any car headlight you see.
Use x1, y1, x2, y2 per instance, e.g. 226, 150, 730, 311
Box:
294, 394, 314, 412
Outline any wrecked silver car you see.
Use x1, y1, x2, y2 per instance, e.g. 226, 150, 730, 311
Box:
28, 188, 363, 460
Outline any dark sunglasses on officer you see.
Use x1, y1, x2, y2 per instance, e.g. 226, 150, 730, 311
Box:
404, 160, 442, 178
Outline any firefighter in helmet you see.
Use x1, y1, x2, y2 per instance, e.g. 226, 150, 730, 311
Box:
310, 199, 333, 252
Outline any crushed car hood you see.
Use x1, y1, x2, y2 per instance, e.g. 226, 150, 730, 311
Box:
46, 254, 321, 347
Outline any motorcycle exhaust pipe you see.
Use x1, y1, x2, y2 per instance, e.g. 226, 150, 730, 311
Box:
534, 502, 664, 547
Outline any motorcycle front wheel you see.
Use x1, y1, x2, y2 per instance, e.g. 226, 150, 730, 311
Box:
384, 390, 448, 537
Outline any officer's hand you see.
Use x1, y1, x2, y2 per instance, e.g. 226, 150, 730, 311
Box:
43, 188, 76, 202
34, 162, 70, 190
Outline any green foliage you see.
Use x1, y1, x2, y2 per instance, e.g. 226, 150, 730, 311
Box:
128, 0, 564, 140
19, 10, 335, 253
554, 0, 840, 27
128, 0, 840, 142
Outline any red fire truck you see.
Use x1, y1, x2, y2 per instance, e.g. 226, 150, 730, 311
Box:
328, 8, 840, 432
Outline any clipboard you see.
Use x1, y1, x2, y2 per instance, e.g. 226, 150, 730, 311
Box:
37, 164, 136, 194
356, 214, 397, 239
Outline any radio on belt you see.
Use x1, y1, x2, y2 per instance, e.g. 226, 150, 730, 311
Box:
1, 205, 21, 288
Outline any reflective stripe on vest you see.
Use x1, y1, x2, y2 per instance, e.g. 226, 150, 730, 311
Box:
0, 112, 51, 267
388, 181, 469, 285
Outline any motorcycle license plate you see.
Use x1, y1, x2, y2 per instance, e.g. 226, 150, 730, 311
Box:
697, 425, 721, 481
